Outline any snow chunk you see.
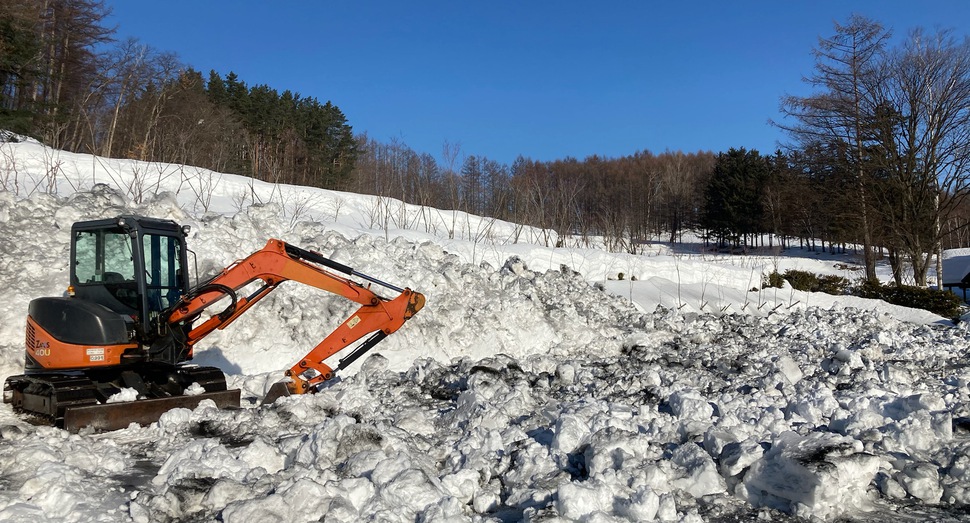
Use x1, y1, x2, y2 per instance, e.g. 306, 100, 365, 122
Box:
719, 438, 765, 478
502, 256, 532, 279
897, 462, 943, 503
184, 382, 206, 396
379, 468, 446, 515
220, 478, 331, 523
617, 487, 661, 521
552, 413, 590, 454
669, 390, 714, 421
669, 442, 727, 497
106, 387, 139, 403
555, 479, 614, 520
774, 354, 803, 386
153, 439, 251, 487
237, 438, 285, 475
741, 431, 881, 519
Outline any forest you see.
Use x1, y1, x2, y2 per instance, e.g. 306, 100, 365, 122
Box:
2, 1, 970, 287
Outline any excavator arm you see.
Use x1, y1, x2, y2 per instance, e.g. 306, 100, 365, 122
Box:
166, 239, 425, 396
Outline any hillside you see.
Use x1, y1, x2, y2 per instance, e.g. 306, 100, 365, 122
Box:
1, 137, 969, 521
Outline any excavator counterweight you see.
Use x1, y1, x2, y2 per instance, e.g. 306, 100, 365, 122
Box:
3, 215, 425, 432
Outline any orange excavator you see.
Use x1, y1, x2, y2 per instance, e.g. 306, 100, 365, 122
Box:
3, 215, 425, 432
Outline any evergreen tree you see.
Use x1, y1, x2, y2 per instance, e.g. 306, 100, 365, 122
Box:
0, 1, 42, 135
702, 148, 770, 247
206, 70, 227, 106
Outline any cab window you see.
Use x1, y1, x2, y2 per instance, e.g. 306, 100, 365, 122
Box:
74, 230, 135, 284
143, 234, 183, 312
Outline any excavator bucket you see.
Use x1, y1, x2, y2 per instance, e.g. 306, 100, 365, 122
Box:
260, 381, 292, 406
62, 389, 240, 433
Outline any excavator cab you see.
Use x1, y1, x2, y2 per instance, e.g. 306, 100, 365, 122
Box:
19, 215, 194, 374
70, 215, 189, 339
9, 216, 239, 430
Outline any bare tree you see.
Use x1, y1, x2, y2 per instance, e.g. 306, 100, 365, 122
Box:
777, 15, 891, 282
658, 150, 714, 243
101, 38, 153, 157
872, 28, 970, 286
38, 0, 113, 149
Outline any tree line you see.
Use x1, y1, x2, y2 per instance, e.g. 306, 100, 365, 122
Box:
346, 139, 716, 251
2, 5, 970, 287
778, 15, 970, 287
0, 0, 356, 190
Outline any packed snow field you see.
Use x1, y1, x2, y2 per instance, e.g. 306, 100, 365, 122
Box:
2, 137, 970, 521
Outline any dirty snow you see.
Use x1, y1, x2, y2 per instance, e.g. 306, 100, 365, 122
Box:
0, 137, 969, 521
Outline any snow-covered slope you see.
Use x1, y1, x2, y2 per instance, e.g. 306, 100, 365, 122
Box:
1, 137, 970, 522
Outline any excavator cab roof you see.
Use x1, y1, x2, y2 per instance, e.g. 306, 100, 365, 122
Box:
71, 215, 187, 237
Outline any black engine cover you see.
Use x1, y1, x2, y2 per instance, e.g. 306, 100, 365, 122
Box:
29, 297, 131, 346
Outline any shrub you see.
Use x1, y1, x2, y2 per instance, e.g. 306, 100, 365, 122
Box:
783, 269, 819, 292
854, 282, 964, 319
763, 271, 785, 289
762, 269, 850, 295
762, 269, 965, 319
816, 274, 851, 295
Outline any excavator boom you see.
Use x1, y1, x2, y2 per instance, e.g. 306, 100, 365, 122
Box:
167, 239, 425, 395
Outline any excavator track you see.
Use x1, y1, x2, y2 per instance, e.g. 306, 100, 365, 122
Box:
3, 374, 100, 426
4, 366, 240, 433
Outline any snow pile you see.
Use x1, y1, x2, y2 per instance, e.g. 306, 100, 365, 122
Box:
5, 305, 964, 522
0, 139, 970, 521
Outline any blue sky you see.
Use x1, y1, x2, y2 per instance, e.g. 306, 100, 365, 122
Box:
106, 2, 970, 166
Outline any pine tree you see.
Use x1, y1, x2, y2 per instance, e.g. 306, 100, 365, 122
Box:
702, 148, 770, 247
0, 1, 42, 134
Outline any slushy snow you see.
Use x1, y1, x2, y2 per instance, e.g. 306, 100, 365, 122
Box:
1, 136, 969, 521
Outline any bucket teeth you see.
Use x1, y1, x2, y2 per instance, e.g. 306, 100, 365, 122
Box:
260, 381, 292, 406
